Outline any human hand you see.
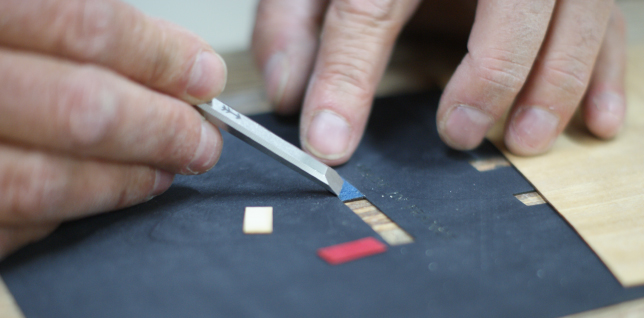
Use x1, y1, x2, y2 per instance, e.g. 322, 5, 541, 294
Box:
0, 0, 227, 256
252, 0, 626, 164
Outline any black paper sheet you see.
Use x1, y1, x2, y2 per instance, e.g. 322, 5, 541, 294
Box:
2, 91, 644, 318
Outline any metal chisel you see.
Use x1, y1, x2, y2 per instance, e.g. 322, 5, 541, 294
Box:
196, 99, 351, 197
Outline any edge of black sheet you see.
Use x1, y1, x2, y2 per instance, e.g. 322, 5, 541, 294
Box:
2, 91, 644, 318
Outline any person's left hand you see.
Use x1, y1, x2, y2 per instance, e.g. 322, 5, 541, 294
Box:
0, 0, 227, 256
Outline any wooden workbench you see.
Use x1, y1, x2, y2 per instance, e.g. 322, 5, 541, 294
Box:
1, 1, 643, 317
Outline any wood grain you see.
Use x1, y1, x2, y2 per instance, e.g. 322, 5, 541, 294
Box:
344, 199, 414, 246
491, 45, 644, 287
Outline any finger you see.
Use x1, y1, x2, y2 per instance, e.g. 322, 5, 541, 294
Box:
0, 145, 174, 225
436, 0, 556, 150
0, 49, 222, 175
504, 0, 614, 155
0, 0, 226, 104
582, 6, 626, 139
301, 0, 421, 165
0, 223, 58, 259
252, 0, 329, 114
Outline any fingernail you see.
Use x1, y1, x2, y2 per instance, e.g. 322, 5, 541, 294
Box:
151, 170, 174, 198
441, 105, 493, 149
593, 91, 625, 118
508, 106, 559, 154
186, 121, 220, 174
187, 51, 228, 99
263, 52, 289, 107
305, 111, 351, 160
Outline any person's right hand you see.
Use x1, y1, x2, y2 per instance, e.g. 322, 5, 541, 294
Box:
0, 0, 227, 257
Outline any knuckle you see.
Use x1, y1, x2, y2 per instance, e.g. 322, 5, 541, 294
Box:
135, 18, 203, 95
57, 66, 119, 148
542, 52, 591, 96
2, 154, 64, 222
146, 40, 175, 88
468, 51, 530, 94
146, 26, 195, 91
335, 0, 397, 23
160, 103, 202, 170
59, 0, 117, 59
318, 50, 375, 100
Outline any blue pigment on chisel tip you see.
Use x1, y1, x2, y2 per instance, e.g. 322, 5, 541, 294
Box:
338, 180, 365, 202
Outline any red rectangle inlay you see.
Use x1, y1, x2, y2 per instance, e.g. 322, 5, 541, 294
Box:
317, 237, 387, 265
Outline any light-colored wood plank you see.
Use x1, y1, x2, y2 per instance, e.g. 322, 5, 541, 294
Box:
490, 45, 644, 287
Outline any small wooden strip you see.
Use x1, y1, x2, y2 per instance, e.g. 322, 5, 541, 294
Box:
345, 200, 373, 210
470, 157, 511, 172
514, 192, 547, 206
353, 207, 379, 215
379, 230, 414, 246
345, 199, 414, 246
372, 223, 400, 232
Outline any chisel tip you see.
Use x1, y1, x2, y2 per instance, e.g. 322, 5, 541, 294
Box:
338, 180, 365, 202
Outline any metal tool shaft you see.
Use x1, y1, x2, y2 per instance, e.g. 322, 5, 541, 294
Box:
196, 99, 344, 196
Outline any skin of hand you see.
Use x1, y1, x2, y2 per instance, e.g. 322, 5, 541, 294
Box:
0, 0, 227, 257
252, 0, 627, 165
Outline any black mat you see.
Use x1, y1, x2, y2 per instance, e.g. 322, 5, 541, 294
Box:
2, 91, 644, 318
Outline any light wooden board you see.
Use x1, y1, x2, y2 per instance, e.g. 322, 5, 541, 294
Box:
490, 45, 644, 287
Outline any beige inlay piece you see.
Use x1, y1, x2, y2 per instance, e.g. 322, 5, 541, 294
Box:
489, 46, 644, 287
469, 157, 511, 172
345, 199, 414, 246
514, 192, 547, 206
243, 207, 273, 234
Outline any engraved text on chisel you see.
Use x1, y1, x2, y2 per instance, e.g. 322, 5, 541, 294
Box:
221, 104, 241, 119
